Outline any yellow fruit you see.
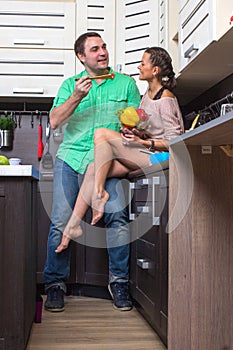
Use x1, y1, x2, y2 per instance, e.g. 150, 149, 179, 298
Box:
0, 155, 10, 165
119, 107, 140, 127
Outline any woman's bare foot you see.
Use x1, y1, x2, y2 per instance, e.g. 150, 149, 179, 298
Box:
91, 189, 109, 225
55, 222, 83, 253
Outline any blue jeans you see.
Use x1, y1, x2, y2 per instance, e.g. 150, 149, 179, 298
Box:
43, 157, 130, 292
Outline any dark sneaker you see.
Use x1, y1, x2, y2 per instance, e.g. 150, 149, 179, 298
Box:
44, 285, 65, 312
108, 282, 132, 311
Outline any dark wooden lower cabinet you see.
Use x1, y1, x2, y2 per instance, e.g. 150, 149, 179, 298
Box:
0, 175, 38, 350
129, 166, 169, 346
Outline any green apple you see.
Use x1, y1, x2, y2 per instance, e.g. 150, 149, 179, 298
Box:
0, 155, 10, 165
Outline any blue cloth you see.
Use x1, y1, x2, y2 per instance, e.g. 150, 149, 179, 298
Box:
150, 152, 169, 165
43, 158, 130, 291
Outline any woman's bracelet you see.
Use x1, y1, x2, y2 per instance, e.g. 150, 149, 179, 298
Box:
148, 139, 156, 152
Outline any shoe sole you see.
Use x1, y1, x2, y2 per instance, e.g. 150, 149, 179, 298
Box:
44, 306, 64, 312
112, 304, 132, 311
108, 284, 133, 311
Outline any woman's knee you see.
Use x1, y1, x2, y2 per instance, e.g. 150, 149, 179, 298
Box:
94, 128, 107, 139
94, 128, 119, 144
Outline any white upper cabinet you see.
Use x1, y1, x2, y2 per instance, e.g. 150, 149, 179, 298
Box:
0, 1, 76, 97
175, 0, 233, 104
115, 0, 159, 94
0, 48, 75, 97
0, 0, 230, 102
179, 0, 214, 71
0, 1, 75, 49
178, 0, 232, 72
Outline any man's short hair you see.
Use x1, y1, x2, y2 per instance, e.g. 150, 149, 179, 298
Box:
74, 32, 101, 56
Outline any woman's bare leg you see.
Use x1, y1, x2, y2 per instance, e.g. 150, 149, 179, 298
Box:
57, 128, 150, 252
91, 128, 150, 224
56, 159, 130, 252
91, 160, 130, 225
55, 164, 95, 253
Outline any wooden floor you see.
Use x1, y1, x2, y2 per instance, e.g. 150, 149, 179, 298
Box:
27, 296, 166, 350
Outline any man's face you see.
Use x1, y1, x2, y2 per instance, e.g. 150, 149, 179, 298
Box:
78, 36, 109, 73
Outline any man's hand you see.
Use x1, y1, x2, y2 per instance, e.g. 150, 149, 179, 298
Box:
74, 76, 92, 99
50, 76, 93, 129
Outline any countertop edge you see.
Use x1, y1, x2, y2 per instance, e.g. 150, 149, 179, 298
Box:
169, 111, 233, 146
0, 165, 40, 180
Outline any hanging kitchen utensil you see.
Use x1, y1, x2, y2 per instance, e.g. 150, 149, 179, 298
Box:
18, 112, 22, 128
42, 116, 53, 169
31, 111, 34, 128
37, 112, 44, 161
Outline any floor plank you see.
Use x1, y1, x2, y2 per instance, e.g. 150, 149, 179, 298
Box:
27, 296, 166, 350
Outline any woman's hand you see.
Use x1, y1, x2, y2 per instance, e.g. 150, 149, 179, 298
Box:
121, 131, 144, 147
120, 126, 133, 135
131, 128, 148, 139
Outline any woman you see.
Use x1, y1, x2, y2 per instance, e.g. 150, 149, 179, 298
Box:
55, 46, 184, 253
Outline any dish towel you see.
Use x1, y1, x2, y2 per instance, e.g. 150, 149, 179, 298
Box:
150, 152, 169, 165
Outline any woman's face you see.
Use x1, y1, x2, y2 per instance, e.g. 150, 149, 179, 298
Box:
138, 52, 156, 81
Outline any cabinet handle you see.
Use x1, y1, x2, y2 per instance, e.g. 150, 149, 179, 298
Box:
13, 39, 45, 46
137, 258, 154, 269
137, 178, 151, 187
152, 176, 160, 226
137, 205, 149, 213
129, 182, 136, 220
13, 88, 44, 94
184, 44, 199, 58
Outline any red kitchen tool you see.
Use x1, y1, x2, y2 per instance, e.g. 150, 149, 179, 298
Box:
37, 114, 44, 161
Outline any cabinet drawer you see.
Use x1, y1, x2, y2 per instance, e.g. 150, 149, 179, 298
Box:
136, 250, 157, 297
137, 238, 157, 262
130, 202, 161, 228
136, 241, 159, 309
179, 0, 214, 71
130, 176, 161, 203
135, 177, 152, 202
136, 213, 160, 243
0, 48, 75, 97
0, 1, 75, 49
129, 174, 167, 227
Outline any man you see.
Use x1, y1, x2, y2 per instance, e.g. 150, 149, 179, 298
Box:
43, 32, 141, 311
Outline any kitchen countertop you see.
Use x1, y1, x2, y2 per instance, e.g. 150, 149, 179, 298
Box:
169, 110, 233, 146
0, 165, 40, 180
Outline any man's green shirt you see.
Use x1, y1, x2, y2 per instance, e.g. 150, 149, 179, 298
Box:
52, 68, 141, 174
